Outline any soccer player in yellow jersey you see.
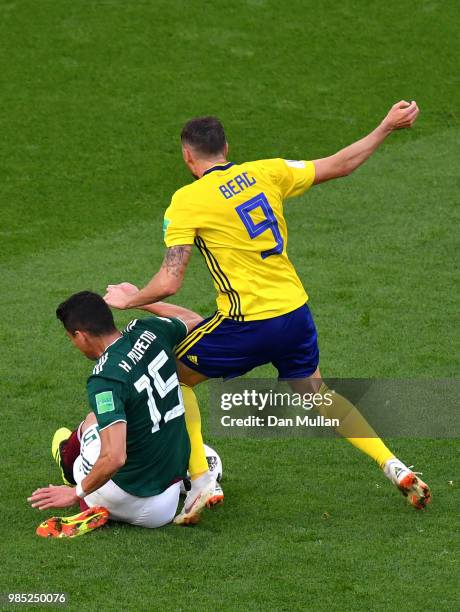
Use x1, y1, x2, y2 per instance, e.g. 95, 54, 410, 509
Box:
105, 100, 431, 523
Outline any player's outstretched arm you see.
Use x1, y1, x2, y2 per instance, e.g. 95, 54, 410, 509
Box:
312, 100, 419, 185
104, 245, 192, 310
105, 282, 204, 331
141, 301, 204, 331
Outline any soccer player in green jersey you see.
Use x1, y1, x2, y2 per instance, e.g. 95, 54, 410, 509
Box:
28, 291, 204, 529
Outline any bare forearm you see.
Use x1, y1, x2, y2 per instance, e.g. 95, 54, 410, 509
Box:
125, 273, 174, 308
123, 245, 193, 309
141, 301, 204, 331
80, 455, 121, 496
333, 123, 391, 176
312, 101, 419, 185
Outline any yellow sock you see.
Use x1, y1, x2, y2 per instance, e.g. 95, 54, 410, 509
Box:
181, 384, 209, 478
318, 383, 394, 468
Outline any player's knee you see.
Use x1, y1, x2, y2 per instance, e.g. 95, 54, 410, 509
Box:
287, 369, 323, 394
176, 359, 207, 387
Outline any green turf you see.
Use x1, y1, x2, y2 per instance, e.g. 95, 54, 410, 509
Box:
1, 1, 459, 610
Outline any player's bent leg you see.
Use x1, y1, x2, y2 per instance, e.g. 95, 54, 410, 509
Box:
82, 480, 180, 527
174, 360, 223, 522
133, 482, 181, 528
176, 311, 311, 523
180, 382, 209, 478
176, 358, 209, 388
84, 480, 182, 528
51, 413, 97, 486
289, 372, 395, 467
72, 417, 102, 487
176, 363, 209, 480
288, 374, 431, 508
314, 379, 431, 508
271, 305, 431, 508
74, 424, 183, 527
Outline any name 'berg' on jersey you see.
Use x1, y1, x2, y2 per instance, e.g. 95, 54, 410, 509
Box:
163, 159, 315, 321
87, 316, 190, 497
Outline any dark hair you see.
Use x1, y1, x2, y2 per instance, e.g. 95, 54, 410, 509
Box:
180, 116, 226, 157
56, 291, 116, 336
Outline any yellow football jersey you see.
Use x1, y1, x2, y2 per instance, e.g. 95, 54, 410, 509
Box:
164, 158, 315, 321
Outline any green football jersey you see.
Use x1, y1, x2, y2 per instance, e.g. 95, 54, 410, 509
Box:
87, 316, 190, 497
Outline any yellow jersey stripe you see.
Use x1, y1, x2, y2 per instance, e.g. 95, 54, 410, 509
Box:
175, 313, 225, 358
194, 237, 238, 318
195, 236, 244, 321
175, 312, 221, 355
176, 313, 225, 357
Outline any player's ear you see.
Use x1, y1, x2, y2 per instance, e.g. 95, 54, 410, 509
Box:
224, 142, 229, 157
182, 145, 192, 164
73, 329, 90, 347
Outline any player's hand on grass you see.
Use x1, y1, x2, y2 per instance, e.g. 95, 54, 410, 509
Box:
28, 485, 79, 510
104, 282, 139, 309
381, 100, 419, 132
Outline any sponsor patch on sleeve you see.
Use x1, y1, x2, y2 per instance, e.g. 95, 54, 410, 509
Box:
285, 160, 306, 169
95, 391, 116, 414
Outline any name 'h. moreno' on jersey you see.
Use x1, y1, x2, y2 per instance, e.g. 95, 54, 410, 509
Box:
163, 159, 316, 321
87, 316, 190, 497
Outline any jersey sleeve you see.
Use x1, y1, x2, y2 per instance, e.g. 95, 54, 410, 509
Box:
265, 158, 316, 199
163, 191, 197, 247
168, 317, 188, 344
141, 316, 188, 347
87, 377, 127, 432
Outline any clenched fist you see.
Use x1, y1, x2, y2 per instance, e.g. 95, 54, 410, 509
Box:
381, 100, 419, 132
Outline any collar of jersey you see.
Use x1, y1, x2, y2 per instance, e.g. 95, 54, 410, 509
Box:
103, 334, 123, 353
202, 162, 234, 176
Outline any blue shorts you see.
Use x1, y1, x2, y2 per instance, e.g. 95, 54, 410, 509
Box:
176, 303, 319, 379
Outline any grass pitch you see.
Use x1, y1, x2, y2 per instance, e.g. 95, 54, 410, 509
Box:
1, 1, 459, 610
